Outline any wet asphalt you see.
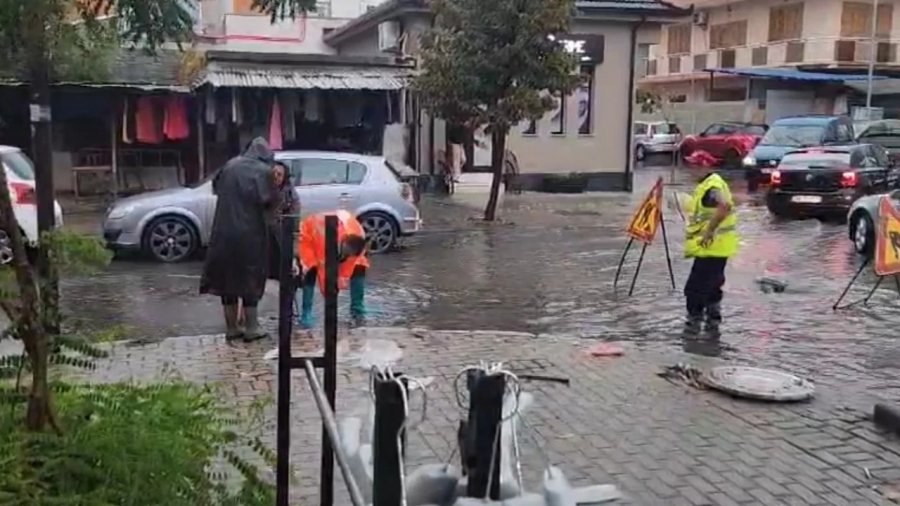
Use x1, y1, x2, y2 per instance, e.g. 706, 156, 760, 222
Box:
57, 160, 900, 372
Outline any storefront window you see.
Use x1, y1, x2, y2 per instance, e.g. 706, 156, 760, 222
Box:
550, 93, 565, 135
522, 119, 537, 135
578, 65, 594, 135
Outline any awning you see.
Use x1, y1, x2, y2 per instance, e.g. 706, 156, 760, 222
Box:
846, 79, 900, 95
197, 62, 414, 90
704, 67, 888, 82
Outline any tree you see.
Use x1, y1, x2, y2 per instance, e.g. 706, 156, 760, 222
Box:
0, 0, 313, 432
415, 0, 581, 221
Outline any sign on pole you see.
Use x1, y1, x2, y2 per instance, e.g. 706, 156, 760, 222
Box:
875, 196, 900, 276
625, 178, 663, 244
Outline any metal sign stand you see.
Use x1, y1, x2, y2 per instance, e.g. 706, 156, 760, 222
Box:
463, 370, 505, 500
277, 214, 364, 506
372, 375, 408, 506
613, 214, 676, 296
832, 256, 900, 310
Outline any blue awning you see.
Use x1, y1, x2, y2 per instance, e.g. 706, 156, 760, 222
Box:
704, 68, 888, 82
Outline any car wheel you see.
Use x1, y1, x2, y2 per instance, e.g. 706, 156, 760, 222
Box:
851, 212, 875, 256
359, 212, 398, 254
723, 149, 741, 170
635, 144, 646, 162
0, 230, 13, 265
142, 216, 198, 263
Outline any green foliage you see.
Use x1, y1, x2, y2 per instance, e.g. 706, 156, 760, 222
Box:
0, 382, 275, 505
252, 0, 318, 22
637, 90, 663, 115
414, 0, 582, 133
43, 231, 112, 278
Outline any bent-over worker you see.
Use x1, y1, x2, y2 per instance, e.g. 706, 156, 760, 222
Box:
297, 210, 369, 328
683, 172, 739, 333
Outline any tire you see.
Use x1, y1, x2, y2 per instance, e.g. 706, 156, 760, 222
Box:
142, 215, 199, 263
635, 144, 646, 162
850, 211, 875, 256
0, 229, 38, 266
359, 212, 399, 254
680, 143, 694, 159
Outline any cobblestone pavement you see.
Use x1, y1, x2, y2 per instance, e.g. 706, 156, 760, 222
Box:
78, 327, 900, 505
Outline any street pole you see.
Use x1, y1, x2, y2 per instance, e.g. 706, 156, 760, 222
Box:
866, 0, 879, 112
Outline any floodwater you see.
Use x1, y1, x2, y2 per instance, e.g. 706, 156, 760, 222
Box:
56, 163, 900, 403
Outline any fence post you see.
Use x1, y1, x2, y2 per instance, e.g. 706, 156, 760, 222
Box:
320, 214, 339, 506
372, 374, 408, 506
465, 370, 505, 499
276, 214, 297, 506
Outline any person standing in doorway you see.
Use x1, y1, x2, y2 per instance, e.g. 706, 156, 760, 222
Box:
683, 171, 739, 334
200, 138, 278, 342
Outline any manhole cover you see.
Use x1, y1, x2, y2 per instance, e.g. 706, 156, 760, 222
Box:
700, 366, 814, 402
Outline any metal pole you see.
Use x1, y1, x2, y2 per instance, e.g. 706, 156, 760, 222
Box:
659, 211, 676, 290
276, 215, 297, 506
613, 238, 635, 292
628, 243, 649, 297
372, 374, 408, 506
833, 257, 870, 310
303, 360, 367, 506
867, 0, 879, 111
320, 214, 339, 506
465, 370, 505, 500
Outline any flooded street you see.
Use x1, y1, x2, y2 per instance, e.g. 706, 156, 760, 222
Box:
58, 165, 900, 403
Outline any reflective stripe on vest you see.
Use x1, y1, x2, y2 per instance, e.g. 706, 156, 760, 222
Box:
683, 174, 739, 258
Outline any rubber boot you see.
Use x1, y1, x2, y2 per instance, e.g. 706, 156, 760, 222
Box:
300, 284, 315, 329
704, 303, 722, 334
350, 275, 367, 326
223, 305, 243, 340
683, 314, 703, 335
242, 306, 268, 342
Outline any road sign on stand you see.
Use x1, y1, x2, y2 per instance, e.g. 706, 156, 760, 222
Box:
875, 197, 900, 276
626, 178, 663, 244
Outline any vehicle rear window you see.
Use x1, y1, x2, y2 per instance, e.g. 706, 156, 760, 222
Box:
760, 125, 825, 147
1, 151, 35, 181
294, 158, 367, 185
779, 152, 850, 167
655, 123, 680, 134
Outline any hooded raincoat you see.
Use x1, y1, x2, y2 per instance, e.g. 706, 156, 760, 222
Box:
200, 138, 277, 299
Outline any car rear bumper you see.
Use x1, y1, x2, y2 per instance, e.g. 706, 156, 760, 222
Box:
766, 189, 859, 215
399, 208, 422, 236
644, 143, 679, 153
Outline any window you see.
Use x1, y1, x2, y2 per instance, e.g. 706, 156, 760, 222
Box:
551, 93, 565, 135
836, 123, 854, 143
312, 1, 331, 17
0, 151, 35, 181
780, 152, 850, 167
634, 123, 648, 136
741, 125, 768, 136
667, 24, 691, 55
710, 20, 748, 49
769, 3, 804, 42
293, 158, 367, 185
841, 2, 893, 38
759, 125, 825, 147
521, 120, 537, 135
577, 65, 594, 134
701, 124, 725, 136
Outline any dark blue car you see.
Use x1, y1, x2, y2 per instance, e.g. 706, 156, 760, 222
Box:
743, 115, 857, 191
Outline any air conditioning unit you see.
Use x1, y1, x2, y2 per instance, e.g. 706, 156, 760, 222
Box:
692, 11, 709, 27
378, 21, 401, 54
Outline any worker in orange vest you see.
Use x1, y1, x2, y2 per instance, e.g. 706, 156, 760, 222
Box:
297, 210, 369, 328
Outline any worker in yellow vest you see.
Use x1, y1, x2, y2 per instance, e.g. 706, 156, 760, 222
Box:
683, 172, 739, 334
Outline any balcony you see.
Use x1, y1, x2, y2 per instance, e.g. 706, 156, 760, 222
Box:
195, 13, 349, 54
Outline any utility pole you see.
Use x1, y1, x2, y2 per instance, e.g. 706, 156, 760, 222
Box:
866, 0, 879, 113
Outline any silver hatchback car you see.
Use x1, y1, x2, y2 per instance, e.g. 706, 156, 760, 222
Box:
103, 151, 422, 262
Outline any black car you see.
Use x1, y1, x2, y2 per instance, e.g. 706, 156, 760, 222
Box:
766, 144, 898, 219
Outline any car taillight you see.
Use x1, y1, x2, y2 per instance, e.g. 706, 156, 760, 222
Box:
841, 171, 858, 188
400, 183, 413, 202
9, 182, 35, 204
770, 170, 781, 185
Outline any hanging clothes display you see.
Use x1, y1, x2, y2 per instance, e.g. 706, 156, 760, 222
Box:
268, 96, 283, 151
304, 89, 321, 122
121, 97, 133, 144
135, 96, 163, 144
231, 88, 243, 125
280, 90, 298, 142
163, 96, 190, 141
205, 90, 217, 125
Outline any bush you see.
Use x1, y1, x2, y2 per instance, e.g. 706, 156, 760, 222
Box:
0, 382, 275, 506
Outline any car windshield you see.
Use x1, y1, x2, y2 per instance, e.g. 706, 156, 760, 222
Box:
759, 125, 825, 147
0, 150, 35, 181
779, 153, 850, 168
859, 121, 900, 137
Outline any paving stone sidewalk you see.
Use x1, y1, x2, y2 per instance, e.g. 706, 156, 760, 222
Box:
76, 328, 900, 505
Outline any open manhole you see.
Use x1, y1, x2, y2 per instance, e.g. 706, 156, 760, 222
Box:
700, 366, 814, 402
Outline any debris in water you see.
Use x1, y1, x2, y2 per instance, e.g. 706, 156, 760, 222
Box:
586, 342, 624, 357
658, 363, 706, 389
757, 277, 787, 293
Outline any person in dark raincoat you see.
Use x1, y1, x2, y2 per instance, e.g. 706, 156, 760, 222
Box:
200, 138, 278, 341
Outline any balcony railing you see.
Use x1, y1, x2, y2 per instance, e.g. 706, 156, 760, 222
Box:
640, 36, 900, 80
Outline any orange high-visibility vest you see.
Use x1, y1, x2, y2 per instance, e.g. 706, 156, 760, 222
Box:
297, 210, 370, 293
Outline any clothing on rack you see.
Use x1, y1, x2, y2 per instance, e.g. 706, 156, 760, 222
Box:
304, 89, 321, 122
268, 97, 283, 151
135, 96, 163, 144
163, 96, 190, 141
205, 90, 217, 125
121, 97, 133, 144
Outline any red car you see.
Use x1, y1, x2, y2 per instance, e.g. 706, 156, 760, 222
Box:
680, 122, 768, 169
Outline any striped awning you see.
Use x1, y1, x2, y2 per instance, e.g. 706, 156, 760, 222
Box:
196, 62, 413, 90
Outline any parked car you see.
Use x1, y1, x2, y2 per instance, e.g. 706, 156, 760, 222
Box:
679, 122, 767, 168
0, 146, 64, 264
847, 189, 900, 255
103, 151, 422, 262
744, 115, 856, 190
856, 119, 900, 163
766, 144, 897, 220
633, 121, 682, 161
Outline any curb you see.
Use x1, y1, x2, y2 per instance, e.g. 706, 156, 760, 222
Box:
873, 403, 900, 434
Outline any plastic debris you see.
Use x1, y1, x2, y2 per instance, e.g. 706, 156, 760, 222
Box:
757, 277, 788, 293
586, 343, 624, 357
684, 150, 719, 167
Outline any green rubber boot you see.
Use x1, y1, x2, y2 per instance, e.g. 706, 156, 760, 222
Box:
350, 275, 367, 321
300, 284, 315, 329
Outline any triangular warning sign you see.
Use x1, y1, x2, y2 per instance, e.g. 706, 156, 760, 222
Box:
626, 178, 663, 244
875, 196, 900, 276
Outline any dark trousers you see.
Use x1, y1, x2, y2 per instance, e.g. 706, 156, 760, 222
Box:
221, 295, 259, 308
683, 257, 727, 318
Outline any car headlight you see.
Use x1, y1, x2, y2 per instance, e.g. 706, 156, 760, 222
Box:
742, 155, 756, 167
107, 204, 135, 220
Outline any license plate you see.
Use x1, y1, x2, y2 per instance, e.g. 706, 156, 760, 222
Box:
761, 168, 773, 174
791, 195, 822, 204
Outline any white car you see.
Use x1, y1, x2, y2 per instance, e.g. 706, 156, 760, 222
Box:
0, 146, 64, 263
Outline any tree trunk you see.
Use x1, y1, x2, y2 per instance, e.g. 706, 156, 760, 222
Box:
463, 127, 475, 174
483, 128, 507, 221
29, 36, 60, 336
0, 138, 50, 431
